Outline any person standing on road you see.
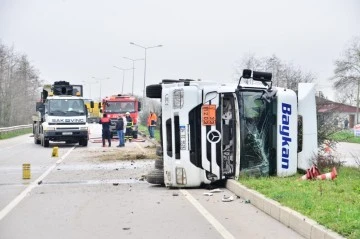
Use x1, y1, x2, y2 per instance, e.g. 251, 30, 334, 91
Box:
99, 113, 111, 147
147, 111, 157, 139
115, 115, 125, 147
344, 118, 349, 129
125, 112, 133, 142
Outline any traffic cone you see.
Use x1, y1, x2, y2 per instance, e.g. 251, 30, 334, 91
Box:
316, 167, 337, 180
324, 141, 332, 154
299, 165, 320, 180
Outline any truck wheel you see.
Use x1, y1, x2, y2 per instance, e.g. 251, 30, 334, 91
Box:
146, 84, 162, 98
154, 159, 163, 169
146, 169, 164, 185
156, 146, 163, 156
34, 136, 41, 145
80, 139, 88, 147
43, 138, 50, 148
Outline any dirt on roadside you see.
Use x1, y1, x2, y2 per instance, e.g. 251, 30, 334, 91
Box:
90, 144, 159, 161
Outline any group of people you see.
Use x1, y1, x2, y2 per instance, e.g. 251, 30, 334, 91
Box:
99, 110, 157, 147
99, 112, 134, 147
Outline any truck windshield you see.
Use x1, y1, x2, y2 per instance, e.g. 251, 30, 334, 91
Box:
238, 90, 274, 176
104, 101, 135, 113
48, 99, 86, 116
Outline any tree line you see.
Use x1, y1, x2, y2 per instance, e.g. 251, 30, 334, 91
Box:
0, 41, 42, 127
235, 53, 316, 91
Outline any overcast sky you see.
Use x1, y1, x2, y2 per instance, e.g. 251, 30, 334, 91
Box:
1, 0, 359, 100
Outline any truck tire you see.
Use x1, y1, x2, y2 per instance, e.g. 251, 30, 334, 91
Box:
146, 169, 164, 185
80, 138, 88, 147
43, 138, 50, 148
156, 146, 163, 156
34, 136, 41, 145
146, 84, 162, 98
154, 159, 163, 169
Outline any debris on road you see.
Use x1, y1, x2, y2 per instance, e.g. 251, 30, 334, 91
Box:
222, 195, 234, 202
203, 192, 213, 196
209, 188, 222, 193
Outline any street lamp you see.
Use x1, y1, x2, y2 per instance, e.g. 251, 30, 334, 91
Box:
130, 42, 163, 100
92, 76, 110, 101
113, 66, 132, 94
82, 80, 98, 99
123, 57, 144, 95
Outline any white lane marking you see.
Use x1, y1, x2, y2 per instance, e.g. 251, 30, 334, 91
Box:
0, 146, 75, 221
180, 189, 235, 239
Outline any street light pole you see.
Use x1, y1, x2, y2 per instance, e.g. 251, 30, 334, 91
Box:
129, 42, 163, 100
113, 66, 132, 94
123, 57, 144, 95
92, 77, 110, 101
82, 80, 98, 99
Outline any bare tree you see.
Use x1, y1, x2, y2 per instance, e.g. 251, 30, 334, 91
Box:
331, 36, 360, 123
0, 40, 42, 127
235, 54, 315, 91
335, 84, 357, 105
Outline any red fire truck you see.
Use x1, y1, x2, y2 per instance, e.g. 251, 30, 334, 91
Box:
101, 94, 141, 138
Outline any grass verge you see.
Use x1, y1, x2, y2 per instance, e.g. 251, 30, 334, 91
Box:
138, 124, 160, 142
239, 167, 360, 239
330, 130, 360, 144
0, 128, 32, 140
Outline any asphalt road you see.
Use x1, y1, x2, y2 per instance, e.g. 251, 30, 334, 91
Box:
334, 142, 360, 167
0, 124, 304, 239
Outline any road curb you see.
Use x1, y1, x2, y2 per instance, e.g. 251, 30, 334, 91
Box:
225, 179, 345, 239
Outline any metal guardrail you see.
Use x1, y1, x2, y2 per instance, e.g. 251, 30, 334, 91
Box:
0, 124, 32, 134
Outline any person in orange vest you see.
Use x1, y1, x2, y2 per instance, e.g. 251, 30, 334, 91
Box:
99, 113, 111, 147
147, 111, 157, 139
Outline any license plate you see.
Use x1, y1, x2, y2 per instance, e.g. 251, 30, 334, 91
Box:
62, 132, 73, 135
180, 126, 186, 150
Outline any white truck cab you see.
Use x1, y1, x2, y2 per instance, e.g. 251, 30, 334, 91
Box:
33, 81, 90, 147
146, 70, 317, 188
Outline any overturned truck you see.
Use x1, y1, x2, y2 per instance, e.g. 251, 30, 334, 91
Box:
146, 69, 318, 188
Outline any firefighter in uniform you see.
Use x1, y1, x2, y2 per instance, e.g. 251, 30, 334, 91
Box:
125, 112, 133, 142
99, 113, 111, 147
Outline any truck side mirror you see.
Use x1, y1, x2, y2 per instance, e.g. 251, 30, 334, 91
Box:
36, 102, 44, 112
90, 101, 94, 108
138, 102, 142, 111
204, 91, 217, 104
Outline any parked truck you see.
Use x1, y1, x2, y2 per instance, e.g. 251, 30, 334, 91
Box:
32, 81, 90, 147
101, 94, 141, 138
145, 69, 318, 187
84, 99, 101, 123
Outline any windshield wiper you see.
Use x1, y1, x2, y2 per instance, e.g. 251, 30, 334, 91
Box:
49, 110, 66, 115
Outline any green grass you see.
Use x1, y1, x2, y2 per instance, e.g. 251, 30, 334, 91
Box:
0, 128, 32, 140
330, 130, 360, 144
138, 124, 160, 142
239, 167, 360, 239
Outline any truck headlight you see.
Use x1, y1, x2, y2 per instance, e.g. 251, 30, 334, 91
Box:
80, 127, 88, 130
173, 89, 184, 109
176, 167, 187, 185
44, 127, 55, 131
